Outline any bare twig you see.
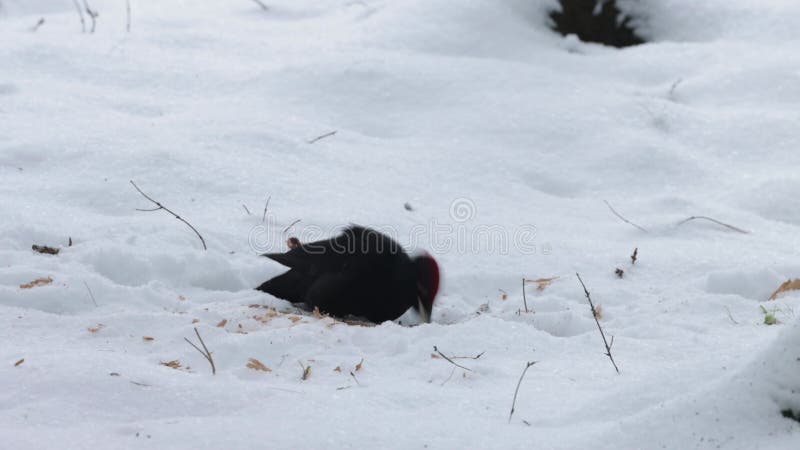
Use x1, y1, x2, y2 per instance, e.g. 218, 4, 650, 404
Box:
508, 361, 537, 423
125, 0, 131, 32
676, 216, 749, 234
82, 1, 98, 33
307, 130, 337, 144
433, 346, 473, 372
130, 180, 207, 250
283, 219, 301, 234
440, 367, 456, 386
723, 306, 739, 325
451, 351, 485, 360
521, 277, 529, 313
83, 281, 98, 307
30, 18, 45, 32
32, 245, 59, 255
349, 371, 360, 385
250, 0, 269, 11
604, 200, 648, 233
262, 195, 271, 223
630, 247, 638, 265
71, 0, 86, 33
242, 204, 252, 215
184, 327, 216, 375
576, 273, 620, 374
299, 361, 311, 380
668, 78, 683, 100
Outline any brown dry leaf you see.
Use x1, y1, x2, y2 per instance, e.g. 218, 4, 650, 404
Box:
88, 324, 104, 333
288, 316, 302, 323
526, 277, 559, 291
191, 318, 200, 324
355, 358, 364, 372
499, 289, 508, 301
246, 358, 272, 372
14, 358, 24, 367
160, 360, 182, 370
20, 277, 53, 289
768, 279, 800, 301
430, 353, 441, 359
216, 319, 228, 328
333, 366, 342, 372
593, 305, 603, 320
142, 336, 155, 342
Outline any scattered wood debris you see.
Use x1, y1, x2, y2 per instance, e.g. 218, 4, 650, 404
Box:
630, 247, 638, 264
32, 245, 59, 255
14, 358, 24, 367
88, 324, 104, 333
143, 336, 155, 342
615, 268, 624, 278
216, 319, 228, 328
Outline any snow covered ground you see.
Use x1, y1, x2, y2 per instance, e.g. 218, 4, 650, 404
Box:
2, 0, 800, 448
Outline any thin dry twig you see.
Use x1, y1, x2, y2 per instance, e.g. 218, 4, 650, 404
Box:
604, 200, 649, 233
307, 130, 337, 144
283, 219, 301, 234
71, 0, 86, 33
261, 195, 271, 223
130, 180, 207, 250
676, 216, 749, 234
125, 0, 131, 32
576, 273, 620, 374
433, 346, 473, 372
451, 351, 485, 360
83, 281, 98, 307
242, 204, 252, 215
184, 327, 216, 375
723, 306, 739, 325
508, 361, 537, 423
82, 0, 98, 33
521, 278, 530, 313
630, 247, 638, 265
30, 18, 45, 32
349, 371, 360, 386
250, 0, 269, 11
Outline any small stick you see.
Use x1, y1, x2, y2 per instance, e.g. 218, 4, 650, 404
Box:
83, 281, 98, 307
30, 18, 45, 32
283, 219, 301, 234
130, 180, 207, 250
604, 200, 648, 233
521, 277, 529, 313
433, 346, 473, 372
676, 216, 748, 234
576, 273, 620, 374
668, 78, 683, 100
242, 204, 252, 215
440, 367, 456, 386
125, 0, 131, 32
71, 0, 86, 33
261, 195, 271, 223
307, 130, 337, 144
251, 0, 269, 11
630, 247, 638, 265
82, 1, 98, 34
349, 371, 360, 385
723, 306, 739, 325
508, 361, 537, 423
184, 327, 216, 375
450, 351, 485, 360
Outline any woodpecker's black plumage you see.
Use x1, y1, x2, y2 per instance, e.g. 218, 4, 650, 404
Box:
256, 226, 439, 324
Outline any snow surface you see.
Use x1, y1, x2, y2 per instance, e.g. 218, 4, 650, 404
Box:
2, 0, 800, 448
